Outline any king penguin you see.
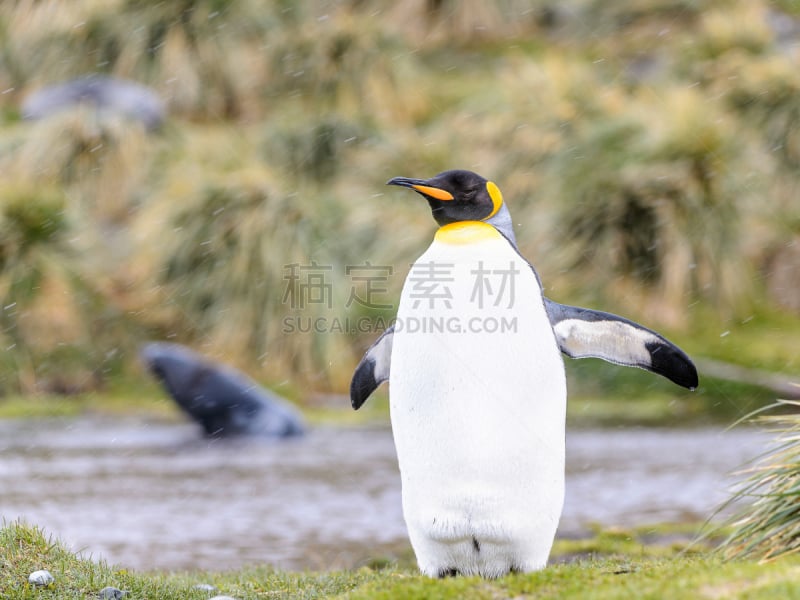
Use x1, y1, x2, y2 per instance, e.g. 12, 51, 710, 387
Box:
350, 169, 698, 579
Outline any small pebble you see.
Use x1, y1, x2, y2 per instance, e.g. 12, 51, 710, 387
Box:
193, 583, 218, 592
98, 586, 127, 599
28, 570, 54, 586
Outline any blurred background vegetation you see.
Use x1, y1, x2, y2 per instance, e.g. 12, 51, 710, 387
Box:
0, 0, 797, 422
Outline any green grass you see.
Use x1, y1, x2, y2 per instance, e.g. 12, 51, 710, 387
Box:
0, 304, 792, 427
0, 361, 785, 428
3, 522, 800, 600
0, 377, 180, 421
0, 379, 772, 428
564, 360, 779, 427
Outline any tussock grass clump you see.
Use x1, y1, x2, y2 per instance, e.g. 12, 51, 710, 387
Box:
718, 54, 800, 170
582, 0, 708, 30
134, 164, 357, 388
261, 115, 367, 183
716, 401, 800, 562
0, 181, 73, 391
0, 181, 130, 394
8, 108, 153, 223
0, 0, 276, 119
378, 0, 541, 44
0, 1, 425, 123
265, 11, 410, 119
544, 88, 748, 325
694, 3, 773, 59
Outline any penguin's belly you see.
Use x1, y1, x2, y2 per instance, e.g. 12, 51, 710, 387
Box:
389, 222, 567, 577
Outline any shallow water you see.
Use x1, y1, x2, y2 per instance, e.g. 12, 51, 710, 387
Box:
0, 417, 768, 572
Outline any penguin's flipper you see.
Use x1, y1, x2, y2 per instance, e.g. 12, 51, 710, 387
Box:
350, 325, 394, 410
544, 299, 699, 390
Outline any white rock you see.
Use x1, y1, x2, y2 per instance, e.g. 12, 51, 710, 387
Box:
28, 570, 54, 586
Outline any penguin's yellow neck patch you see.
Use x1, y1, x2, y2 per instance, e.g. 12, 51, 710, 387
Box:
484, 181, 503, 220
434, 221, 502, 245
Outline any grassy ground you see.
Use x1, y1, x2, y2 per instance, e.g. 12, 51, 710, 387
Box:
0, 372, 784, 428
2, 522, 799, 600
0, 380, 765, 427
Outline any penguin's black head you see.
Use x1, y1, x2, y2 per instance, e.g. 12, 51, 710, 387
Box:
386, 169, 504, 226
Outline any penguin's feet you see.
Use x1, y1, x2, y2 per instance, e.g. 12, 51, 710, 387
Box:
437, 568, 460, 578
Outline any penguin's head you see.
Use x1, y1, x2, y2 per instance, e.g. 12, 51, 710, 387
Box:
387, 169, 503, 226
386, 169, 516, 243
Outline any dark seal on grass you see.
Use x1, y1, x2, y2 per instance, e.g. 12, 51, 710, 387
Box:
141, 342, 305, 439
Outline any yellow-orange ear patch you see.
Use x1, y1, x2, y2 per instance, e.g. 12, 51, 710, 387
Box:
484, 181, 503, 220
412, 184, 455, 201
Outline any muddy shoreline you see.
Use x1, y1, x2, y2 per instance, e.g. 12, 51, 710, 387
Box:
0, 418, 767, 571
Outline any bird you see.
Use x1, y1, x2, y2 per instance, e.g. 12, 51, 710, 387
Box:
350, 169, 698, 578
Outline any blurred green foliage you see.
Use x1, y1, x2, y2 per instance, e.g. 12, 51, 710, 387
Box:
0, 0, 797, 408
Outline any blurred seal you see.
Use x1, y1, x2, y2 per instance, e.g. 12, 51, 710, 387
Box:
21, 75, 165, 131
141, 342, 305, 439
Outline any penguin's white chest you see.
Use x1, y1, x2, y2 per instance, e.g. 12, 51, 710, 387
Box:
389, 221, 567, 577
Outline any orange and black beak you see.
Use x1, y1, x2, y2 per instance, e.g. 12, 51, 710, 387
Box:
386, 177, 455, 202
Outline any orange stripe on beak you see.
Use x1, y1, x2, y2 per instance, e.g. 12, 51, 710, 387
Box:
411, 184, 454, 201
